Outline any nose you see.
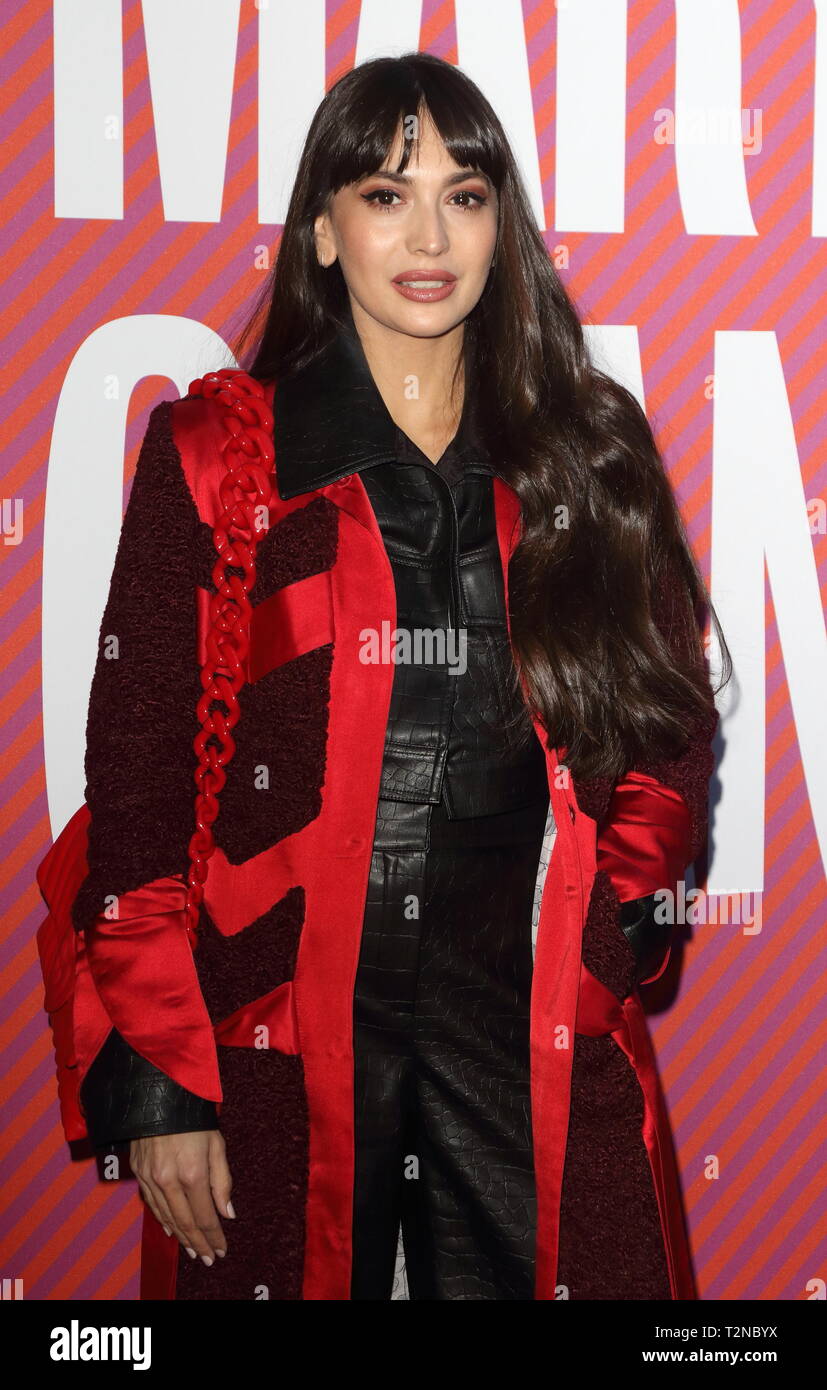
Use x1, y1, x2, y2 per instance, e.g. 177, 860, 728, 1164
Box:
406, 198, 450, 258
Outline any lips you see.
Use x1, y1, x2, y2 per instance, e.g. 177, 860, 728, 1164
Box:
392, 270, 457, 285
391, 270, 458, 302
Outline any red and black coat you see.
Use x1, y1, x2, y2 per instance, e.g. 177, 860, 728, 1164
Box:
41, 363, 718, 1301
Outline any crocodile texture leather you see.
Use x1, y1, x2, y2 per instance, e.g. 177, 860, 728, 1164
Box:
79, 1026, 218, 1150
351, 794, 546, 1300
358, 442, 549, 816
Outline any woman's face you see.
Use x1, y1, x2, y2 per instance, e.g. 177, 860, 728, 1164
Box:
314, 115, 498, 340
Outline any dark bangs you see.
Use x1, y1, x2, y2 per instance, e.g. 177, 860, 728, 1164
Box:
312, 55, 507, 201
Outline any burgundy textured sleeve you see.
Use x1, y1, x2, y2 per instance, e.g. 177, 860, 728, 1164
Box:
72, 398, 219, 1142
72, 399, 204, 935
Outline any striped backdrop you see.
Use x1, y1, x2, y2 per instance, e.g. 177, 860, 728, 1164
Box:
1, 0, 824, 1302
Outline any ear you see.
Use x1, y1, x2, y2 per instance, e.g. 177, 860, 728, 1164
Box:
313, 211, 337, 269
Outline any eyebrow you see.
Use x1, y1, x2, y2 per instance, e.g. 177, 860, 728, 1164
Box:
361, 168, 493, 191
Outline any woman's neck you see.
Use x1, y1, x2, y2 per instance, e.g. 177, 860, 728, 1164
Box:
350, 305, 465, 465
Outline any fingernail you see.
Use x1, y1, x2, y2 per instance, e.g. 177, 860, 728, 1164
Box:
186, 1247, 197, 1259
201, 1255, 213, 1267
216, 1249, 226, 1258
162, 1225, 172, 1238
227, 1201, 236, 1219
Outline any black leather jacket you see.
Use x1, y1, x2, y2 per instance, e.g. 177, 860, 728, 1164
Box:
79, 317, 659, 1149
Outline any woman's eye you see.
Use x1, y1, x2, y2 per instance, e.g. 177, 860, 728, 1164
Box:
362, 189, 402, 208
451, 190, 487, 210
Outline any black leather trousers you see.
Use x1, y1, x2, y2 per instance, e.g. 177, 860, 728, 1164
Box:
350, 794, 549, 1301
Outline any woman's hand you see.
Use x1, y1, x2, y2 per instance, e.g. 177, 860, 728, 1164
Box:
129, 1130, 234, 1266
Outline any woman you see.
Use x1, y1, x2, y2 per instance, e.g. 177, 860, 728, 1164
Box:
65, 53, 729, 1301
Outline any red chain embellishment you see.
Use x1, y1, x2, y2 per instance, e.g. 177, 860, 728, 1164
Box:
183, 369, 275, 947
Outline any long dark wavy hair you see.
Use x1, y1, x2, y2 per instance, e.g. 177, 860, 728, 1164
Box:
228, 51, 731, 781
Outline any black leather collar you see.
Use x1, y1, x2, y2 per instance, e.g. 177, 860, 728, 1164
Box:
273, 310, 495, 499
